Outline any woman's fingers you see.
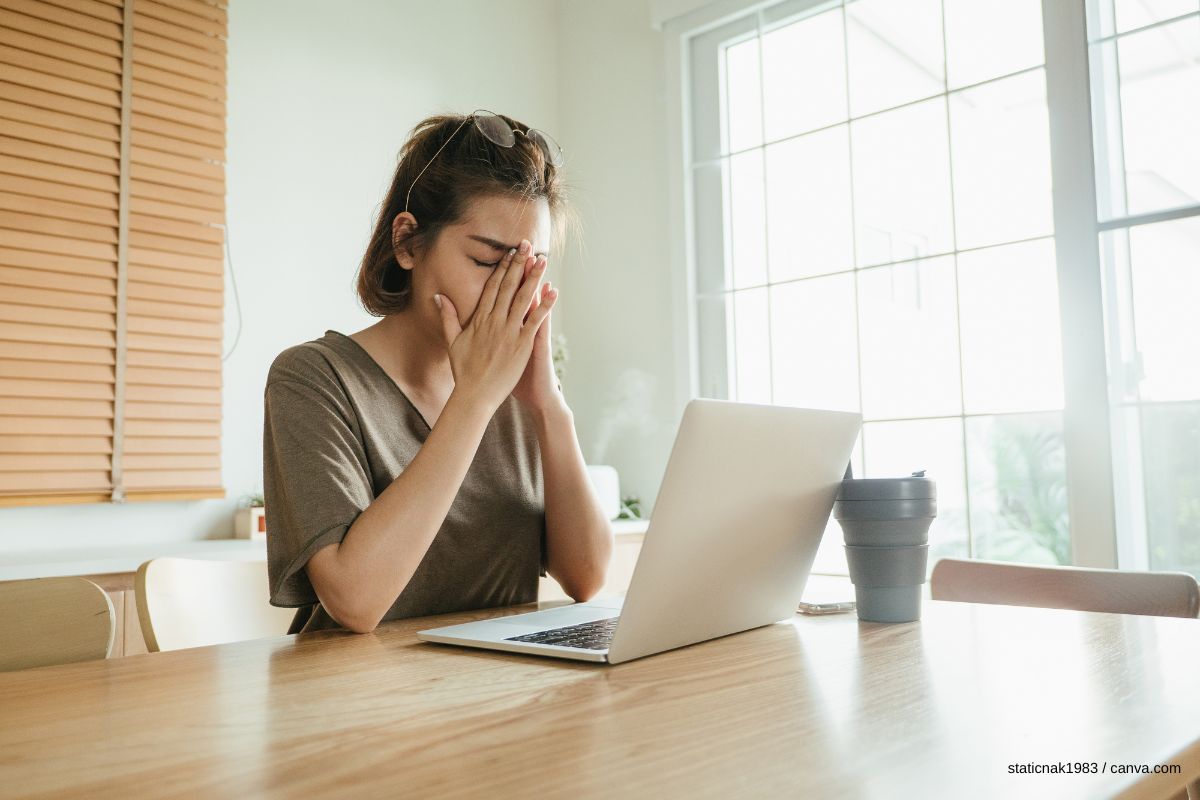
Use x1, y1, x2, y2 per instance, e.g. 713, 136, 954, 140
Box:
510, 255, 547, 325
495, 241, 532, 318
435, 293, 461, 347
477, 246, 516, 318
523, 282, 558, 336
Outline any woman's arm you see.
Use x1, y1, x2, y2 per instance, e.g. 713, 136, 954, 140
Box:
535, 400, 614, 601
305, 390, 494, 633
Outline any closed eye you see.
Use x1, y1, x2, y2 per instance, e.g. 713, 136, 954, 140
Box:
472, 258, 501, 268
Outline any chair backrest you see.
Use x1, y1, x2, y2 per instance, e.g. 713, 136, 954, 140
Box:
135, 558, 295, 652
930, 558, 1200, 619
0, 577, 115, 671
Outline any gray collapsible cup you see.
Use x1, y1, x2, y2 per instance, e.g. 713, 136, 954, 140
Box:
835, 473, 937, 623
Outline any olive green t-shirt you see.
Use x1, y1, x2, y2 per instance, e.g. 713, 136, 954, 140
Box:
262, 330, 546, 634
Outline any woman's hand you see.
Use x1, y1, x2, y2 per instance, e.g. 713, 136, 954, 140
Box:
512, 254, 564, 414
435, 241, 557, 415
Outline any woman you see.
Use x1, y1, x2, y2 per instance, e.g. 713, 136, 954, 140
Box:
263, 111, 614, 634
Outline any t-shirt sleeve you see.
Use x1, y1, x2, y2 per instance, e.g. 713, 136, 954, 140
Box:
263, 353, 374, 608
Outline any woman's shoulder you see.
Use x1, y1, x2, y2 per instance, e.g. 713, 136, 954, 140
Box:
266, 331, 350, 390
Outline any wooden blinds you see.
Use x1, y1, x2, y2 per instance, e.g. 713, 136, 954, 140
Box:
0, 0, 227, 507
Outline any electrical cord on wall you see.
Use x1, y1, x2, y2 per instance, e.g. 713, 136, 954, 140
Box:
221, 224, 243, 362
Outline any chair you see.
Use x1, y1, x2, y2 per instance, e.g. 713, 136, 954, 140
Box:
135, 558, 295, 652
0, 577, 116, 672
930, 558, 1200, 619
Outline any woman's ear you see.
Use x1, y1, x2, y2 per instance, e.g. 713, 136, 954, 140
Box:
391, 212, 419, 271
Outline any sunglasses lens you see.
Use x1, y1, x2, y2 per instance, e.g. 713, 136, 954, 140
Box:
474, 113, 516, 148
527, 129, 563, 167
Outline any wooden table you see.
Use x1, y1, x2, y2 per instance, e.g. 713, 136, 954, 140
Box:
2, 599, 1199, 799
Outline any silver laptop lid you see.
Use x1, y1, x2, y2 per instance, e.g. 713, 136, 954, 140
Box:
606, 399, 861, 664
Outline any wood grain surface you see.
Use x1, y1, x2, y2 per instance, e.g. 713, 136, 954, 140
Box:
2, 599, 1198, 799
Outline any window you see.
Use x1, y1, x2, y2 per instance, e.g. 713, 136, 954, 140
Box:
680, 0, 1200, 577
0, 0, 228, 507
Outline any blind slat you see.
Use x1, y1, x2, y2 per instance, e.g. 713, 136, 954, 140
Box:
0, 26, 122, 72
6, 0, 122, 40
124, 348, 218, 371
0, 338, 115, 365
0, 301, 115, 332
0, 377, 113, 400
127, 278, 221, 308
133, 11, 225, 56
121, 468, 221, 489
1, 62, 121, 107
128, 229, 222, 258
0, 154, 119, 192
0, 172, 118, 209
137, 0, 225, 38
131, 92, 223, 135
0, 190, 118, 226
127, 196, 221, 226
0, 453, 111, 471
124, 435, 217, 453
0, 245, 117, 278
0, 79, 120, 124
130, 145, 222, 181
0, 396, 112, 417
124, 418, 217, 437
0, 434, 112, 453
125, 384, 220, 405
122, 452, 219, 469
128, 263, 220, 291
0, 263, 115, 296
132, 77, 223, 116
0, 470, 111, 492
0, 98, 119, 143
0, 135, 118, 177
128, 298, 221, 322
0, 320, 114, 348
0, 416, 111, 435
132, 27, 222, 71
130, 180, 223, 214
0, 43, 122, 92
0, 9, 121, 58
132, 48, 224, 94
39, 0, 123, 25
151, 0, 226, 27
0, 358, 113, 382
125, 366, 219, 388
0, 227, 117, 260
0, 208, 116, 245
127, 313, 219, 340
124, 401, 219, 421
126, 331, 221, 355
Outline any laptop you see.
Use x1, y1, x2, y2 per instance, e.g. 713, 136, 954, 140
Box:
416, 398, 862, 665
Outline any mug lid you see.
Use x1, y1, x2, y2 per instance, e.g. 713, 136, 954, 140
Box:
837, 471, 937, 500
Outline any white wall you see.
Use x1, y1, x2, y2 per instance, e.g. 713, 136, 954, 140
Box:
554, 1, 680, 514
0, 0, 574, 552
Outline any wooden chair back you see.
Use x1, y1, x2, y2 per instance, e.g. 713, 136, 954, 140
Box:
930, 558, 1200, 619
135, 558, 295, 652
0, 577, 115, 671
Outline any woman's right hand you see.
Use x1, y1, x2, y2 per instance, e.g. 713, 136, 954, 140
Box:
435, 240, 557, 415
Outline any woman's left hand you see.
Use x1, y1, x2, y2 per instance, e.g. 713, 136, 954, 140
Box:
512, 254, 564, 413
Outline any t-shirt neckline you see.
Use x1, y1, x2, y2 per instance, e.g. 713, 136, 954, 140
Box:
325, 329, 432, 433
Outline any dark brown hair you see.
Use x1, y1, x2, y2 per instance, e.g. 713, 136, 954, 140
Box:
356, 112, 575, 316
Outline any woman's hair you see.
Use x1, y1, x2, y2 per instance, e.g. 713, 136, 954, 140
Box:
356, 111, 576, 316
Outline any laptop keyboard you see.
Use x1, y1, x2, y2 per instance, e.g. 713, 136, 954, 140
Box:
504, 616, 619, 650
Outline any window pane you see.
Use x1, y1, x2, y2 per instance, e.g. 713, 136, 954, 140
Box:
725, 38, 763, 152
769, 275, 860, 412
730, 149, 768, 288
863, 418, 969, 572
958, 239, 1065, 414
858, 256, 962, 419
846, 0, 945, 117
1115, 0, 1198, 34
1142, 402, 1200, 577
944, 0, 1044, 89
762, 8, 847, 141
852, 98, 955, 267
949, 69, 1054, 250
967, 412, 1070, 564
1128, 216, 1200, 401
1117, 16, 1200, 215
697, 293, 733, 399
766, 126, 854, 282
733, 288, 771, 403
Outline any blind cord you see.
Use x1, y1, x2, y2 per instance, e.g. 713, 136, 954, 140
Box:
222, 224, 243, 362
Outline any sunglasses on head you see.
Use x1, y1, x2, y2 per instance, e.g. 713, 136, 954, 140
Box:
404, 109, 564, 214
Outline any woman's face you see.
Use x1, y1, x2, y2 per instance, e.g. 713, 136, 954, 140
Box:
397, 194, 552, 329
